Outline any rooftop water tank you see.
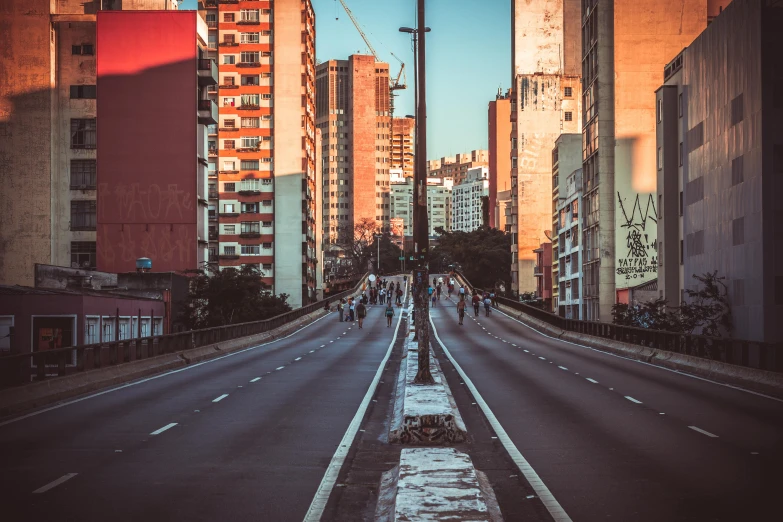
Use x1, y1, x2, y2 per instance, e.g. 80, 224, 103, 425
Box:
136, 257, 152, 273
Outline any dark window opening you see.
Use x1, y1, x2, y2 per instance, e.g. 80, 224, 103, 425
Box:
70, 160, 97, 189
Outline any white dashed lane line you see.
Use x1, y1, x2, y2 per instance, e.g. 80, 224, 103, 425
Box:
688, 426, 719, 438
558, 366, 568, 371
624, 396, 643, 404
539, 357, 546, 361
310, 350, 316, 353
213, 394, 229, 403
150, 422, 178, 435
33, 473, 78, 494
250, 377, 261, 383
275, 366, 285, 371
294, 357, 302, 361
586, 378, 599, 384
320, 345, 325, 348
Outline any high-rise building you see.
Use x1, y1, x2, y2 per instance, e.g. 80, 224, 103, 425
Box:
580, 0, 728, 321
488, 89, 512, 229
427, 151, 489, 186
95, 9, 212, 273
451, 167, 489, 233
390, 174, 452, 238
509, 0, 582, 297
656, 0, 781, 342
391, 117, 415, 179
0, 0, 179, 286
552, 134, 582, 316
208, 0, 318, 307
315, 55, 392, 244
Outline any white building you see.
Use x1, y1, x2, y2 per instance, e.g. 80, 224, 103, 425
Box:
556, 168, 583, 319
390, 175, 452, 238
451, 166, 489, 232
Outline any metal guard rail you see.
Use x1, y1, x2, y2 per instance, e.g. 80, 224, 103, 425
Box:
0, 273, 379, 388
453, 270, 782, 374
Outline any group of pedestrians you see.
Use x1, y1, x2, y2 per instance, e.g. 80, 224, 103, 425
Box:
334, 277, 404, 328
454, 287, 496, 325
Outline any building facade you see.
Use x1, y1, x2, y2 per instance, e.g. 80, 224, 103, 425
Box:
96, 9, 212, 274
488, 90, 512, 229
509, 0, 582, 297
533, 242, 553, 311
427, 150, 489, 186
451, 167, 489, 233
391, 117, 415, 179
657, 0, 782, 342
390, 175, 452, 238
204, 0, 318, 307
0, 0, 178, 287
551, 134, 582, 315
580, 0, 728, 321
556, 168, 583, 319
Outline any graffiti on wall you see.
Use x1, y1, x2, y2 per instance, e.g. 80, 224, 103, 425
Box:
98, 183, 194, 222
615, 192, 657, 283
97, 225, 195, 271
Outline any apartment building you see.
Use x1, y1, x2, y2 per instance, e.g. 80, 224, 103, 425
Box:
390, 174, 452, 238
315, 55, 393, 244
391, 117, 415, 179
0, 0, 178, 286
551, 134, 582, 315
451, 167, 489, 233
204, 0, 318, 307
580, 0, 728, 321
656, 0, 782, 342
96, 9, 212, 273
488, 89, 512, 229
427, 150, 489, 186
556, 169, 584, 319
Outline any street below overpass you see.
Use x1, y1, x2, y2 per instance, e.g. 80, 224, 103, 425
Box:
428, 285, 782, 521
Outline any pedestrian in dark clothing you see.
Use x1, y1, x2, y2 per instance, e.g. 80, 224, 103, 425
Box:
356, 301, 367, 329
385, 302, 395, 327
338, 299, 345, 322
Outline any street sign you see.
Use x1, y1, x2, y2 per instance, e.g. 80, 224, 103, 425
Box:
409, 256, 414, 260
399, 256, 404, 260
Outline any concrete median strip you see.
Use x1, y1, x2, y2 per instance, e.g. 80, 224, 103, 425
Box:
375, 448, 503, 522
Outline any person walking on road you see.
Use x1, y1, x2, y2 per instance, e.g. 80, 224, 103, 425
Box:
348, 298, 355, 322
484, 296, 492, 316
459, 286, 466, 299
396, 287, 403, 305
472, 293, 481, 316
356, 300, 367, 329
436, 284, 442, 300
338, 299, 345, 322
457, 298, 466, 325
490, 290, 497, 307
385, 301, 395, 327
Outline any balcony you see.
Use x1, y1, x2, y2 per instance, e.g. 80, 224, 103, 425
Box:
208, 230, 218, 240
238, 189, 261, 195
207, 20, 217, 28
208, 190, 218, 199
197, 59, 218, 86
239, 232, 261, 239
237, 19, 260, 26
236, 61, 261, 68
533, 265, 544, 276
219, 253, 240, 260
207, 147, 218, 157
203, 0, 217, 7
219, 127, 239, 132
219, 41, 239, 47
219, 212, 240, 218
198, 99, 218, 125
208, 214, 217, 221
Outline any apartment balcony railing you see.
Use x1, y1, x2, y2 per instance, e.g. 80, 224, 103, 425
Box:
207, 148, 218, 157
219, 127, 239, 132
208, 214, 217, 221
219, 212, 240, 218
219, 253, 240, 260
239, 232, 261, 239
207, 20, 217, 28
220, 83, 239, 89
208, 231, 218, 240
197, 59, 218, 86
198, 99, 218, 125
204, 0, 217, 7
208, 190, 218, 199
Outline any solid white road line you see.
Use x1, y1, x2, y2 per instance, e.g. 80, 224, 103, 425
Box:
212, 394, 229, 403
150, 422, 178, 435
0, 307, 339, 428
304, 283, 408, 522
624, 396, 642, 404
430, 318, 572, 522
586, 378, 599, 384
688, 425, 719, 438
275, 366, 285, 371
250, 377, 261, 383
33, 473, 78, 494
558, 366, 568, 371
489, 305, 783, 404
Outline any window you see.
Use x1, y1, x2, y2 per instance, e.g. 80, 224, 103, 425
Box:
241, 94, 259, 107
678, 142, 683, 166
657, 99, 663, 123
241, 222, 260, 234
102, 321, 114, 342
223, 203, 235, 213
242, 202, 259, 213
240, 33, 259, 44
72, 44, 94, 55
241, 51, 260, 64
223, 55, 236, 65
241, 160, 259, 170
84, 317, 99, 345
70, 200, 96, 230
224, 246, 236, 255
71, 241, 96, 269
731, 155, 744, 185
241, 117, 260, 129
70, 118, 96, 149
241, 245, 261, 255
223, 97, 236, 107
262, 242, 272, 249
224, 182, 236, 192
70, 85, 96, 99
263, 263, 273, 271
678, 92, 683, 118
242, 75, 259, 86
731, 94, 744, 126
224, 224, 236, 234
262, 200, 272, 207
564, 86, 572, 97
224, 12, 235, 22
262, 221, 272, 227
70, 160, 96, 189
657, 147, 663, 170
240, 9, 260, 21
241, 136, 259, 149
223, 140, 235, 150
564, 111, 573, 122
240, 179, 261, 191
732, 217, 744, 246
223, 160, 235, 171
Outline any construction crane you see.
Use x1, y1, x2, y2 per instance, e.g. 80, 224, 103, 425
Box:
335, 0, 407, 114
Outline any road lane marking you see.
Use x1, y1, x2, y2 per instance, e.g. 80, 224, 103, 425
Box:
624, 396, 642, 404
523, 349, 529, 353
330, 340, 334, 343
320, 345, 325, 348
294, 357, 302, 361
512, 344, 517, 347
33, 473, 78, 494
0, 307, 340, 428
430, 317, 572, 522
586, 378, 598, 383
310, 350, 316, 353
538, 357, 546, 360
558, 366, 568, 371
250, 377, 261, 382
688, 426, 718, 438
213, 394, 229, 403
150, 422, 178, 435
304, 282, 408, 522
275, 366, 285, 371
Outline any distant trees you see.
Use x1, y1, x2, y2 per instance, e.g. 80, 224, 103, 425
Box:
612, 271, 732, 337
335, 217, 402, 274
179, 264, 291, 330
430, 226, 511, 291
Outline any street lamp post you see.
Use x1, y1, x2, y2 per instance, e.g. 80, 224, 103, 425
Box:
400, 1, 432, 384
374, 233, 382, 273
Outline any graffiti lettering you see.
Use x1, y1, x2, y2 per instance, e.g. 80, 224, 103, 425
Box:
106, 183, 194, 221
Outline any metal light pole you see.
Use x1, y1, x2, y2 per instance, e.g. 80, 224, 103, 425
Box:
401, 2, 432, 384
375, 233, 382, 273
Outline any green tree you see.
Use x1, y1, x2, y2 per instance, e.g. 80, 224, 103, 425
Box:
429, 226, 511, 291
369, 233, 403, 274
179, 264, 291, 330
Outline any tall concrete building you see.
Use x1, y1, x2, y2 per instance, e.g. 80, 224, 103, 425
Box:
656, 0, 782, 342
488, 89, 512, 229
315, 55, 392, 244
0, 0, 178, 286
391, 117, 415, 179
205, 0, 318, 307
390, 174, 452, 238
509, 0, 582, 296
452, 167, 490, 233
551, 134, 582, 316
427, 151, 489, 186
580, 0, 729, 321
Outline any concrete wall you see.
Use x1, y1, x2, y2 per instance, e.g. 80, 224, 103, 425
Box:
488, 94, 511, 229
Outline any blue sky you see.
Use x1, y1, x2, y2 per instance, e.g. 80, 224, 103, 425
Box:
182, 0, 511, 159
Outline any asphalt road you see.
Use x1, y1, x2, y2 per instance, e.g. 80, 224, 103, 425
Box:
429, 288, 783, 521
0, 277, 406, 522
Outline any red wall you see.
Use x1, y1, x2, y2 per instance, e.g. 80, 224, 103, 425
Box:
96, 11, 198, 273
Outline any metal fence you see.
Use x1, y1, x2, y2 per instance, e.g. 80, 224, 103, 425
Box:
0, 274, 372, 389
454, 271, 782, 374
